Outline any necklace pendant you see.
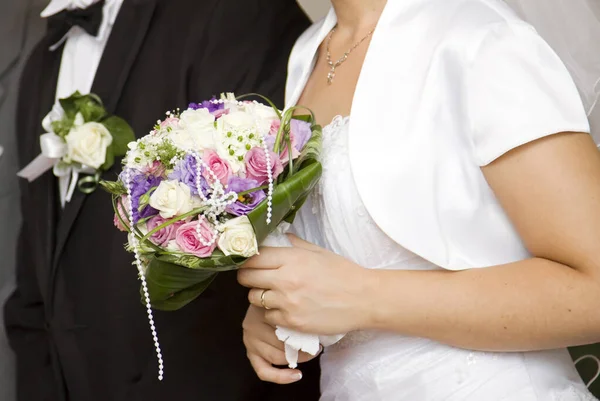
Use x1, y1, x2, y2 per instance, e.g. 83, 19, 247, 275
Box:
327, 67, 335, 85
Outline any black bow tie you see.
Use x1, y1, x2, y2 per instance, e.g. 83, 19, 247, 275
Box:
47, 0, 106, 44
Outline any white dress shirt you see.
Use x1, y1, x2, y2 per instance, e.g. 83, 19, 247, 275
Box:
41, 0, 124, 101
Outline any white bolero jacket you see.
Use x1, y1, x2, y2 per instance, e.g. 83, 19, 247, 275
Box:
285, 0, 590, 270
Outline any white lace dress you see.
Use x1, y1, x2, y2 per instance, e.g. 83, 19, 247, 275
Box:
291, 116, 597, 401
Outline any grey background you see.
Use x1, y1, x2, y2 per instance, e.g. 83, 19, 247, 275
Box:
298, 0, 330, 21
0, 1, 47, 400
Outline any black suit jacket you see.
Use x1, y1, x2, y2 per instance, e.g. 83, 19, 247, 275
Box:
4, 1, 319, 400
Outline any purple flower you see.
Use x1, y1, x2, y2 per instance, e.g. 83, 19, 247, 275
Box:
225, 176, 266, 216
290, 119, 312, 152
130, 174, 161, 223
188, 97, 224, 114
169, 154, 209, 196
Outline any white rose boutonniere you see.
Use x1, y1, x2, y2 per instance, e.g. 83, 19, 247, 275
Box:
17, 91, 135, 206
217, 216, 259, 258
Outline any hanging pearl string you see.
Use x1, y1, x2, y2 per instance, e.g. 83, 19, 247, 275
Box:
248, 100, 274, 225
123, 167, 164, 381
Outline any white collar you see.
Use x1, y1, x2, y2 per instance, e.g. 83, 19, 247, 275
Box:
41, 0, 123, 48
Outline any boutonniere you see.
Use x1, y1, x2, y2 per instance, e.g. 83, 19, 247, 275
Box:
18, 92, 135, 206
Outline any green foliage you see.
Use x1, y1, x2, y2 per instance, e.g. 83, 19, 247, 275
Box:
155, 139, 182, 169
102, 116, 135, 155
99, 180, 127, 196
54, 92, 106, 138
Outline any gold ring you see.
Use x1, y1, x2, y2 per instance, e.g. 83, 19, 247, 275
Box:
260, 289, 271, 310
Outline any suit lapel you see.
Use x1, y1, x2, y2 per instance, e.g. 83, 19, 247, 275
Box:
51, 0, 157, 274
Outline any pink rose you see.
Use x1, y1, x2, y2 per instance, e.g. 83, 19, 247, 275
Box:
202, 149, 232, 186
212, 108, 229, 119
160, 117, 180, 129
267, 120, 300, 164
142, 160, 166, 177
244, 147, 283, 185
113, 195, 129, 232
146, 215, 182, 247
175, 219, 217, 257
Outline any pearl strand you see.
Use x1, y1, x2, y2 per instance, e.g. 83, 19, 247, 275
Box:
124, 168, 164, 381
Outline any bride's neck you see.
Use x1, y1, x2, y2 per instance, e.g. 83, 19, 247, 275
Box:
330, 0, 387, 34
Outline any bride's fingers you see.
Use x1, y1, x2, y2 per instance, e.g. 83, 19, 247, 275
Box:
247, 288, 281, 310
247, 352, 303, 384
249, 339, 289, 366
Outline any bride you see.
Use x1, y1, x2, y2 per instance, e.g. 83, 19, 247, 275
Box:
237, 0, 600, 399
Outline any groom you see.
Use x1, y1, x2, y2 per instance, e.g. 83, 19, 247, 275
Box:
4, 1, 319, 400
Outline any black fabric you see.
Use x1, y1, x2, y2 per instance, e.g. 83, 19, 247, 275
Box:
47, 0, 105, 43
5, 1, 319, 400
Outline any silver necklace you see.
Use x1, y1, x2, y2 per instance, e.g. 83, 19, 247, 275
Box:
326, 26, 375, 85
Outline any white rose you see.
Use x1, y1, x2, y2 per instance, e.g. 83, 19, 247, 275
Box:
65, 122, 113, 169
169, 128, 216, 152
166, 240, 181, 253
180, 108, 215, 130
179, 109, 217, 151
168, 130, 196, 151
217, 216, 258, 258
218, 111, 256, 133
149, 180, 195, 219
244, 102, 279, 120
244, 103, 279, 134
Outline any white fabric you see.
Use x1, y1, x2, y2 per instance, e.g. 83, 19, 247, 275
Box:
285, 0, 590, 272
42, 0, 123, 99
292, 116, 595, 400
502, 0, 600, 125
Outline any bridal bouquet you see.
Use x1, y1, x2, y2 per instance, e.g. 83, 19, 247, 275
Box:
101, 94, 323, 377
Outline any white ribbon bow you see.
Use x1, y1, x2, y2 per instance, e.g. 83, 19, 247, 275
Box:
17, 132, 94, 207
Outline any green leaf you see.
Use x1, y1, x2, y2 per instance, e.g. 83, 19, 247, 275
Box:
58, 92, 81, 121
247, 161, 322, 243
99, 180, 127, 196
101, 144, 115, 171
101, 116, 135, 157
143, 257, 219, 311
295, 124, 322, 169
54, 92, 106, 138
292, 115, 313, 123
74, 94, 105, 122
143, 253, 244, 311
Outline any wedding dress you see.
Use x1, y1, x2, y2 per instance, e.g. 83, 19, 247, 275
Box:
291, 116, 597, 401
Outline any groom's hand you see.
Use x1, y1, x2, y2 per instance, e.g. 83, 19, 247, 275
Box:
243, 305, 318, 384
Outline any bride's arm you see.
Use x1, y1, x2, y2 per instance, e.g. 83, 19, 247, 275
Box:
238, 131, 600, 352
368, 131, 600, 351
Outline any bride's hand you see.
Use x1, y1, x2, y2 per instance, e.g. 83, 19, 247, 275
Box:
243, 305, 316, 384
237, 234, 372, 335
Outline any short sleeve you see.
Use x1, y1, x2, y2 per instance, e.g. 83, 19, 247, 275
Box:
468, 21, 590, 166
